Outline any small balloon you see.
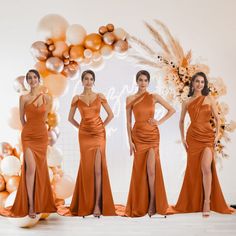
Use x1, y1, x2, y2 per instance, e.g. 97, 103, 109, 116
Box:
99, 26, 108, 35
47, 112, 59, 128
66, 24, 87, 45
0, 174, 6, 192
48, 129, 58, 146
62, 61, 80, 79
113, 28, 127, 40
114, 40, 129, 54
0, 142, 13, 156
106, 23, 114, 32
31, 41, 49, 61
46, 57, 64, 73
52, 127, 60, 138
0, 191, 9, 208
103, 32, 116, 45
84, 33, 102, 51
84, 49, 93, 59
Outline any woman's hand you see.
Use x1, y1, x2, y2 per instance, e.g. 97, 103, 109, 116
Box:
182, 139, 188, 152
129, 141, 136, 156
148, 118, 158, 126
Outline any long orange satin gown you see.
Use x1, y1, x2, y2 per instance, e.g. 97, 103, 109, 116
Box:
173, 95, 233, 214
123, 92, 170, 217
58, 94, 116, 216
0, 93, 57, 217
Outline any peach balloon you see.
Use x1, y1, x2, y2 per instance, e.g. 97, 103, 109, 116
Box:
106, 23, 114, 32
103, 32, 116, 45
52, 41, 69, 58
92, 51, 102, 62
100, 45, 113, 58
113, 28, 127, 40
69, 45, 84, 61
54, 175, 74, 199
13, 76, 27, 93
48, 129, 58, 146
43, 73, 68, 97
84, 33, 102, 51
46, 57, 64, 73
0, 174, 6, 191
0, 191, 9, 208
8, 107, 22, 130
37, 14, 69, 41
31, 41, 49, 61
66, 24, 87, 45
84, 49, 93, 59
99, 26, 108, 35
114, 40, 129, 54
35, 61, 52, 78
1, 155, 21, 176
6, 176, 20, 193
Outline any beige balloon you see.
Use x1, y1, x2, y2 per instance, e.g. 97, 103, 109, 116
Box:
31, 41, 49, 61
46, 57, 64, 73
84, 49, 93, 59
52, 41, 69, 58
92, 51, 102, 62
66, 24, 87, 45
103, 32, 116, 45
100, 45, 113, 58
43, 73, 68, 97
114, 40, 129, 54
113, 28, 127, 40
37, 14, 69, 41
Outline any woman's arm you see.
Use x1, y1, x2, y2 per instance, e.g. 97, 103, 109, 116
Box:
99, 93, 114, 126
179, 101, 188, 151
68, 95, 80, 129
19, 95, 26, 126
150, 93, 176, 126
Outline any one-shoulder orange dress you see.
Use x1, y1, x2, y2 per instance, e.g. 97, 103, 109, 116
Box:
173, 96, 233, 214
58, 95, 116, 216
120, 92, 170, 217
0, 93, 57, 217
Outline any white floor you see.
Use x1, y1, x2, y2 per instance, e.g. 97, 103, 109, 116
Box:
0, 213, 236, 236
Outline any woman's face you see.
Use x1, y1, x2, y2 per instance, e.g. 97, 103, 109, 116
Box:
137, 74, 149, 90
192, 75, 205, 93
82, 73, 94, 88
27, 72, 40, 88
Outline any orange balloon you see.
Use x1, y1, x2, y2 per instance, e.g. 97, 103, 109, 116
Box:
43, 73, 68, 97
62, 61, 80, 79
84, 33, 102, 51
70, 45, 84, 61
52, 41, 69, 58
47, 112, 59, 128
40, 213, 50, 220
0, 142, 13, 156
0, 174, 6, 191
6, 176, 20, 193
0, 191, 9, 208
35, 61, 52, 78
114, 39, 129, 54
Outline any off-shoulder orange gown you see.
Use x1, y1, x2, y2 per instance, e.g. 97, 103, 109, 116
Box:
58, 95, 116, 216
173, 96, 233, 214
123, 92, 170, 217
0, 93, 57, 217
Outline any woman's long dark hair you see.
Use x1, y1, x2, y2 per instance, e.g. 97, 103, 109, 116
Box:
188, 71, 209, 97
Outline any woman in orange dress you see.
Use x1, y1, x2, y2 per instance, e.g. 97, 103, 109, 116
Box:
67, 70, 116, 217
174, 71, 234, 217
125, 70, 175, 217
1, 69, 57, 218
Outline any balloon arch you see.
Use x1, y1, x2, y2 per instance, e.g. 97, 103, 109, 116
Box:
0, 14, 235, 227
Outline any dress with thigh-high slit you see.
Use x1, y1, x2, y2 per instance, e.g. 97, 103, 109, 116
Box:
172, 95, 233, 214
0, 93, 57, 217
57, 95, 116, 216
117, 92, 170, 217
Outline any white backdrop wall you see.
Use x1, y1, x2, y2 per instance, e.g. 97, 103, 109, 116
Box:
0, 0, 235, 204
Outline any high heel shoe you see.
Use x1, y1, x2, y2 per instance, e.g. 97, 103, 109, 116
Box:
202, 200, 211, 218
148, 211, 155, 218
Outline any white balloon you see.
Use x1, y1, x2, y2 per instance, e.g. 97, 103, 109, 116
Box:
66, 24, 86, 45
1, 156, 21, 176
113, 28, 127, 40
5, 191, 41, 228
37, 14, 69, 40
47, 146, 63, 167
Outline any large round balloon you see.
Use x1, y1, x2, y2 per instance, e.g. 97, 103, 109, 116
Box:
69, 45, 84, 61
6, 176, 20, 193
84, 33, 102, 51
31, 41, 49, 61
54, 175, 74, 199
47, 146, 63, 167
66, 24, 86, 45
46, 57, 64, 73
1, 155, 21, 176
43, 73, 68, 97
5, 191, 41, 227
8, 107, 22, 130
37, 14, 69, 41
